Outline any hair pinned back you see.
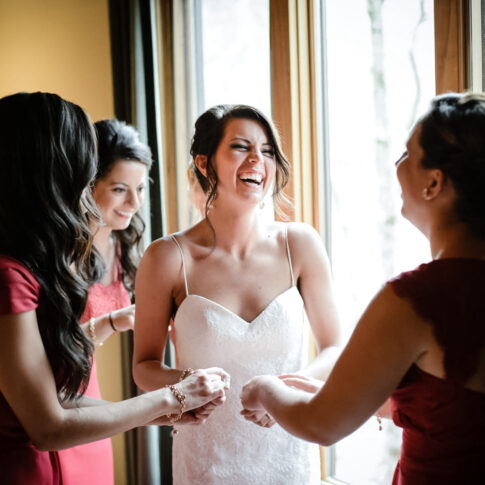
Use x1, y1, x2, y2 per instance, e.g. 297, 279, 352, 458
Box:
419, 92, 485, 239
190, 104, 291, 220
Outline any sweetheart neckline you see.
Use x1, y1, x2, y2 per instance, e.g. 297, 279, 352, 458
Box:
173, 286, 300, 325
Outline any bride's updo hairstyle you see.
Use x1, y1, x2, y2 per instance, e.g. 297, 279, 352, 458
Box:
190, 104, 290, 216
419, 92, 485, 239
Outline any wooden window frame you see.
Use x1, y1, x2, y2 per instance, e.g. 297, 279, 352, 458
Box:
269, 0, 469, 482
153, 0, 469, 477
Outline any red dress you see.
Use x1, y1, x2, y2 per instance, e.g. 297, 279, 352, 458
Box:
389, 259, 485, 484
0, 255, 63, 484
57, 270, 131, 485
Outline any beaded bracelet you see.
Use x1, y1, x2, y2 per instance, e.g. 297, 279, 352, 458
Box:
179, 368, 194, 382
88, 318, 103, 347
108, 312, 117, 332
166, 385, 186, 435
376, 413, 383, 431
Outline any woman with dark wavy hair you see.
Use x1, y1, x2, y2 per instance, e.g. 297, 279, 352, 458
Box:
0, 92, 227, 485
133, 104, 340, 484
58, 119, 152, 485
241, 92, 485, 484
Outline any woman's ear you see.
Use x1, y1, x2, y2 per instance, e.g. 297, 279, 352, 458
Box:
423, 169, 445, 200
195, 155, 208, 177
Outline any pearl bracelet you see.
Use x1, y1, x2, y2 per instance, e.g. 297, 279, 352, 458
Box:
179, 368, 195, 382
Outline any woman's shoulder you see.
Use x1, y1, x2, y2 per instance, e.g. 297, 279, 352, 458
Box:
0, 254, 40, 314
269, 221, 320, 242
142, 235, 182, 264
389, 258, 485, 293
0, 255, 39, 286
279, 221, 326, 258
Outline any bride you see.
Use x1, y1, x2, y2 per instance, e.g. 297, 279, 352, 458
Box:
133, 104, 340, 484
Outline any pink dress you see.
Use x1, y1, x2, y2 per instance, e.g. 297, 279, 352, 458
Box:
58, 268, 131, 485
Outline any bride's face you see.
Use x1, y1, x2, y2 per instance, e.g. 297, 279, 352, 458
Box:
211, 118, 276, 206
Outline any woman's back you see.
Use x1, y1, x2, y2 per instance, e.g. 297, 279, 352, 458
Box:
389, 258, 485, 484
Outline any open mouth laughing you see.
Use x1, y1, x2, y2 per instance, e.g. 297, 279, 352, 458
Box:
238, 172, 264, 186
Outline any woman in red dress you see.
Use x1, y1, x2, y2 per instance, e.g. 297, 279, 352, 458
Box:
0, 92, 228, 485
241, 92, 485, 484
58, 119, 152, 485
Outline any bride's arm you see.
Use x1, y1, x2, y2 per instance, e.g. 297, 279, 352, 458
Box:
287, 223, 341, 380
133, 238, 190, 390
132, 238, 229, 393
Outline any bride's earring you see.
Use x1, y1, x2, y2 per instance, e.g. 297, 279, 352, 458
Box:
422, 187, 430, 199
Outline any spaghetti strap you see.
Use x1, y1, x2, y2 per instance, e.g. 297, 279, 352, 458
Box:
285, 224, 295, 287
171, 235, 189, 296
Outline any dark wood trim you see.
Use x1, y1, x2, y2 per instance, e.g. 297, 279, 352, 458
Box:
435, 0, 470, 93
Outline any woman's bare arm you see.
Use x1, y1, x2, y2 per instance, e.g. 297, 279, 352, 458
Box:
241, 284, 432, 445
0, 310, 226, 451
288, 223, 341, 379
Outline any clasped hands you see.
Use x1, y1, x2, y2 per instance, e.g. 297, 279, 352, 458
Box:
240, 373, 324, 428
152, 368, 322, 428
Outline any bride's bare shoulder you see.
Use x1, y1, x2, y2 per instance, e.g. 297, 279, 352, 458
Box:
267, 221, 320, 244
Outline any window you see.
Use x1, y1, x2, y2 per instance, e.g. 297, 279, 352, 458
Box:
199, 0, 271, 114
155, 1, 466, 482
321, 0, 435, 483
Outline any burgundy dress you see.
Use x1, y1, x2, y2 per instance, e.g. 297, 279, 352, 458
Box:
389, 259, 485, 484
0, 255, 63, 484
58, 268, 131, 485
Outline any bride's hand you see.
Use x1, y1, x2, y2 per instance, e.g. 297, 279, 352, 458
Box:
177, 369, 227, 412
240, 375, 275, 412
240, 408, 275, 428
149, 393, 227, 427
190, 395, 226, 422
202, 367, 231, 389
278, 374, 324, 394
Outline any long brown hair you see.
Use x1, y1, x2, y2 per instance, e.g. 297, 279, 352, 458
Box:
94, 119, 153, 295
0, 92, 103, 400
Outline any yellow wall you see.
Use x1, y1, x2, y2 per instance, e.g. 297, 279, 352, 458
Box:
0, 0, 114, 121
0, 1, 127, 484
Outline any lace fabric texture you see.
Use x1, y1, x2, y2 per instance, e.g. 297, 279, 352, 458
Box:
171, 286, 321, 485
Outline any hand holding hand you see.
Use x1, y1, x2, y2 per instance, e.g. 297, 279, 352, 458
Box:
240, 375, 274, 413
177, 368, 228, 412
149, 400, 225, 427
190, 395, 226, 423
202, 367, 231, 390
240, 408, 275, 428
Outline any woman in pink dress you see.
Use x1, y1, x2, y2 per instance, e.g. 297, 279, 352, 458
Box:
0, 92, 228, 485
241, 92, 485, 484
58, 119, 153, 485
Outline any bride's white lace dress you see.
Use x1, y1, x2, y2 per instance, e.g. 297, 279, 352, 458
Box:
170, 233, 321, 485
